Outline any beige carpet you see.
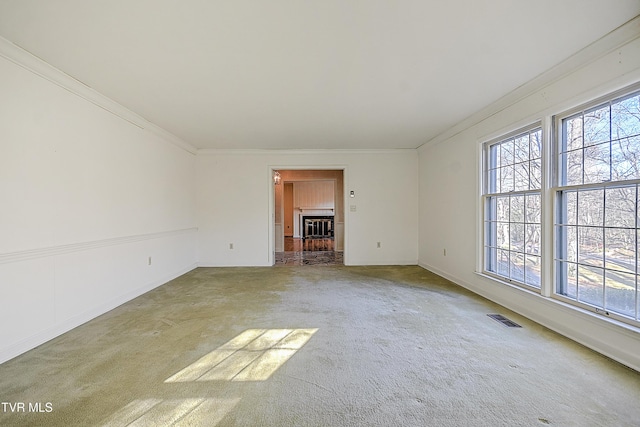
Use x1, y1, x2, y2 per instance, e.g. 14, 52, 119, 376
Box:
1, 266, 639, 426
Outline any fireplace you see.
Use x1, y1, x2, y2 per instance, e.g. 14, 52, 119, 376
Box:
302, 216, 334, 240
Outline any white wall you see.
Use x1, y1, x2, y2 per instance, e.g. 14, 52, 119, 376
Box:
418, 23, 640, 370
197, 150, 418, 266
0, 44, 198, 363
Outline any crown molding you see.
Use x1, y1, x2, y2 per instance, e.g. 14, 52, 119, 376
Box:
197, 148, 417, 156
0, 36, 197, 155
419, 14, 640, 150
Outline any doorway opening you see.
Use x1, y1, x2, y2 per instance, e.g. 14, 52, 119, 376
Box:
273, 169, 344, 266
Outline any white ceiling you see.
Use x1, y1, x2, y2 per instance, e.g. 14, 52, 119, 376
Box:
0, 1, 639, 150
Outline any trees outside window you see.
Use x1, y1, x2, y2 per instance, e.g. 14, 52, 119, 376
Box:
483, 126, 543, 289
555, 90, 640, 322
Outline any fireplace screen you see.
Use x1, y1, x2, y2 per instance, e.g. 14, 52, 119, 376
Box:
302, 216, 334, 239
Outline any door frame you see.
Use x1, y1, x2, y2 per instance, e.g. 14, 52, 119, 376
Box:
268, 165, 348, 266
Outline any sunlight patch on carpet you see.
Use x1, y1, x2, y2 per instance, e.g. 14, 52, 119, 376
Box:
165, 328, 318, 383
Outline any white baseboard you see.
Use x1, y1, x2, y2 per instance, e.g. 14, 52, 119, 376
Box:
344, 260, 418, 266
197, 262, 272, 267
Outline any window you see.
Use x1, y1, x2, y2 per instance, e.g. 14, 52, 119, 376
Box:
555, 88, 640, 323
483, 125, 543, 289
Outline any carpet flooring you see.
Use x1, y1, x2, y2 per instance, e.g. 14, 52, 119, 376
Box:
1, 266, 639, 426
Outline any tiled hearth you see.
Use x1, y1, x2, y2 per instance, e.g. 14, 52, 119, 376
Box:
275, 251, 343, 266
275, 238, 343, 266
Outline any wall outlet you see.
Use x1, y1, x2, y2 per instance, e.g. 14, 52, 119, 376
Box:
229, 243, 234, 250
377, 242, 381, 248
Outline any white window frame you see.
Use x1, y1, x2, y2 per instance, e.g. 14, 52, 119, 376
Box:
481, 123, 544, 291
552, 83, 640, 327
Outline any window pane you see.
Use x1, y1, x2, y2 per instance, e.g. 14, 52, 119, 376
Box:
611, 94, 640, 140
498, 166, 514, 193
565, 115, 583, 151
584, 105, 610, 146
565, 191, 577, 225
511, 253, 525, 283
565, 262, 578, 299
510, 195, 524, 223
604, 228, 635, 273
578, 189, 604, 226
583, 142, 610, 184
566, 149, 583, 185
511, 223, 524, 252
486, 246, 497, 272
500, 140, 514, 167
578, 265, 603, 307
530, 129, 542, 159
496, 196, 509, 222
488, 167, 497, 193
514, 135, 529, 163
525, 224, 540, 255
605, 271, 636, 318
566, 226, 578, 263
486, 196, 496, 219
497, 222, 509, 249
514, 162, 530, 191
611, 136, 640, 181
526, 193, 541, 224
489, 143, 500, 169
486, 195, 496, 219
497, 249, 510, 277
484, 220, 493, 248
530, 158, 542, 189
605, 187, 636, 228
578, 226, 604, 267
525, 255, 541, 288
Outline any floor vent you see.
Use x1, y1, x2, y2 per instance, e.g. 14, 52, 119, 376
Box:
487, 314, 522, 328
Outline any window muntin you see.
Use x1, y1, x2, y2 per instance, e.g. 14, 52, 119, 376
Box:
555, 89, 640, 323
484, 127, 542, 289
